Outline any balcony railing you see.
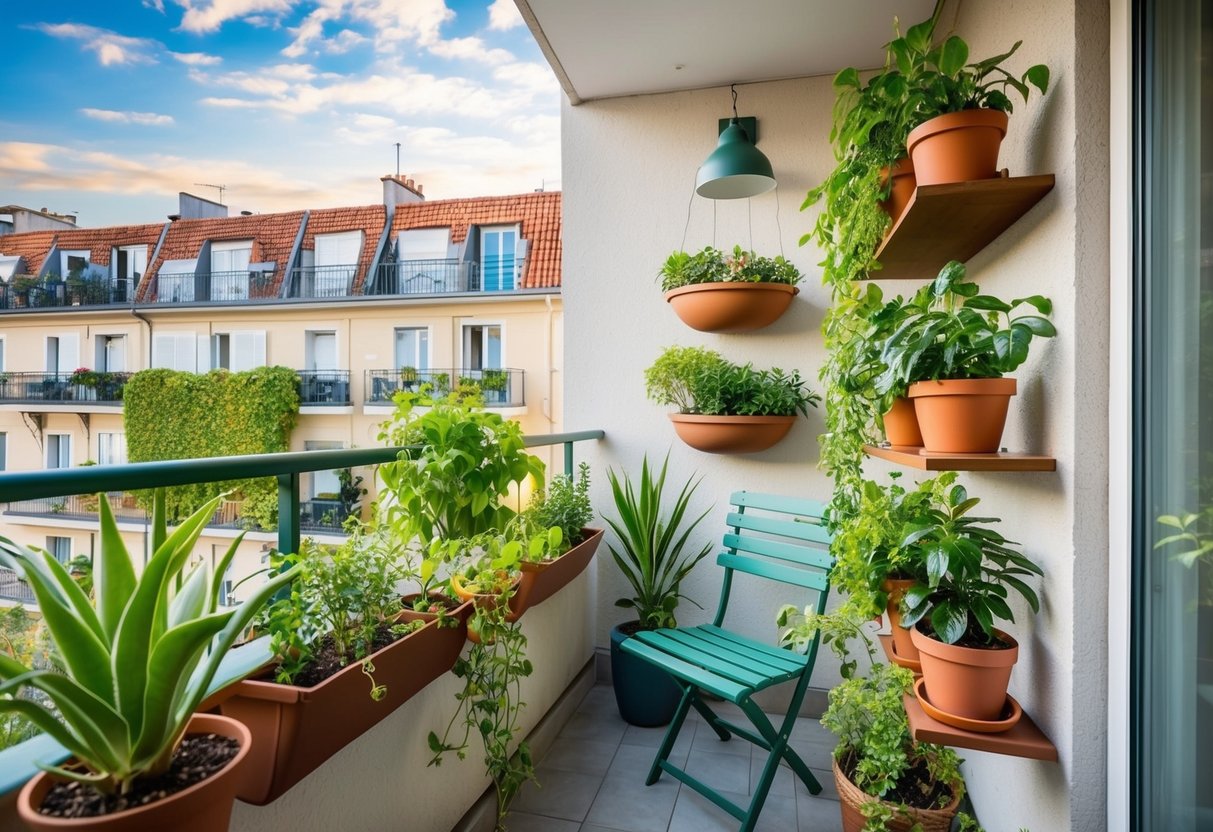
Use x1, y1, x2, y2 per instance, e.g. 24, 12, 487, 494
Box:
298, 370, 352, 405
154, 270, 277, 303
0, 278, 134, 311
0, 372, 130, 404
365, 367, 524, 407
286, 265, 358, 299
299, 498, 351, 533
0, 568, 35, 604
369, 258, 482, 295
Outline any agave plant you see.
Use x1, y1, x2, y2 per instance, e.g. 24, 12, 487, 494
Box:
604, 453, 713, 630
0, 490, 299, 795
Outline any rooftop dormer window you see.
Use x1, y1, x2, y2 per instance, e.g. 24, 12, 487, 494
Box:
480, 226, 518, 292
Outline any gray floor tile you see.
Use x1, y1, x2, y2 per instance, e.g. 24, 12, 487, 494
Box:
542, 738, 622, 777
796, 786, 844, 832
513, 766, 605, 822
583, 772, 680, 832
681, 749, 751, 795
561, 709, 629, 745
578, 685, 619, 714
621, 720, 693, 749
504, 812, 583, 832
690, 722, 750, 758
668, 787, 797, 832
580, 826, 633, 832
747, 754, 794, 797
793, 767, 839, 801
608, 741, 692, 777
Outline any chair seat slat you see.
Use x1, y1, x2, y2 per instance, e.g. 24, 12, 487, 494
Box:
635, 631, 770, 687
687, 626, 805, 672
619, 638, 748, 702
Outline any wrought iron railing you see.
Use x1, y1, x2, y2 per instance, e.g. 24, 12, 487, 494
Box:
0, 568, 35, 604
286, 265, 358, 299
369, 258, 483, 295
0, 372, 130, 404
299, 498, 350, 533
153, 270, 277, 303
297, 370, 352, 405
0, 278, 134, 311
364, 368, 524, 407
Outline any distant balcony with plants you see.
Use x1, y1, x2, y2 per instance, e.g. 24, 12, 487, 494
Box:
297, 370, 352, 405
0, 370, 130, 405
364, 367, 524, 408
368, 258, 484, 295
0, 275, 135, 311
153, 270, 277, 303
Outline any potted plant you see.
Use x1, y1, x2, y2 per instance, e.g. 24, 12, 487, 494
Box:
659, 245, 802, 332
513, 462, 605, 611
878, 261, 1056, 453
218, 523, 468, 805
0, 491, 298, 831
603, 454, 713, 726
644, 345, 820, 454
896, 10, 1050, 185
897, 482, 1044, 726
70, 367, 98, 401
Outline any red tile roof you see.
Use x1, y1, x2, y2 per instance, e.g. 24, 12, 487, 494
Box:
140, 212, 305, 301
390, 192, 562, 289
0, 231, 58, 275
300, 205, 386, 293
52, 223, 168, 269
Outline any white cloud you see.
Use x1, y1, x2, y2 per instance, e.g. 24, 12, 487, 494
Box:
80, 108, 175, 126
171, 51, 222, 66
492, 61, 558, 95
143, 0, 166, 12
35, 23, 159, 66
487, 0, 523, 31
174, 0, 294, 33
428, 36, 514, 66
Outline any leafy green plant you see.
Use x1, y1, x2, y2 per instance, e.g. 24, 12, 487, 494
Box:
378, 392, 545, 543
604, 454, 713, 630
644, 346, 820, 417
898, 483, 1043, 646
0, 491, 298, 795
524, 462, 593, 556
1155, 509, 1213, 568
878, 260, 1056, 388
398, 365, 419, 383
337, 467, 366, 519
659, 245, 802, 292
481, 368, 509, 393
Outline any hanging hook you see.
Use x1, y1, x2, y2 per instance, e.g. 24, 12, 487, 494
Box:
730, 84, 739, 121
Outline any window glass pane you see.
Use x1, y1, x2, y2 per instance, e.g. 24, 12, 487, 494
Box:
487, 325, 502, 369
395, 328, 429, 370
0, 434, 6, 471
1137, 1, 1213, 827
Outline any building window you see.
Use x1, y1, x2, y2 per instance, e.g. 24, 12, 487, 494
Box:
97, 433, 126, 466
306, 331, 338, 371
0, 433, 7, 471
59, 250, 89, 278
45, 537, 72, 564
152, 332, 201, 372
210, 240, 253, 301
480, 227, 517, 291
114, 245, 145, 301
46, 334, 80, 376
312, 231, 361, 296
394, 327, 430, 371
462, 324, 502, 370
95, 335, 126, 373
46, 434, 71, 469
211, 331, 266, 372
305, 440, 344, 500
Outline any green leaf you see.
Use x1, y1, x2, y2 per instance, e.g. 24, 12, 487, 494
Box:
1025, 64, 1050, 94
939, 36, 969, 75
931, 602, 968, 645
96, 497, 137, 643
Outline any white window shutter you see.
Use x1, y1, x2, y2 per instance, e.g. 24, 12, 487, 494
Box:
229, 331, 266, 372
58, 334, 80, 373
152, 334, 172, 369
195, 335, 210, 372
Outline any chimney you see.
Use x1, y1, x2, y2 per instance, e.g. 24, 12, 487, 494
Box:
178, 192, 228, 220
381, 174, 425, 207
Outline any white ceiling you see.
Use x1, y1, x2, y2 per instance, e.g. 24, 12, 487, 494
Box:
518, 0, 938, 104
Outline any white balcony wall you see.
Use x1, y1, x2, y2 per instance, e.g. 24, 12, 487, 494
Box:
561, 1, 1110, 829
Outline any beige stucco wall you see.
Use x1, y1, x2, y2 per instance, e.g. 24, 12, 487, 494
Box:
561, 1, 1109, 829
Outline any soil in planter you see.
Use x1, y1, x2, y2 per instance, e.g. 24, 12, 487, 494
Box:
918, 621, 1013, 651
290, 622, 415, 688
40, 734, 239, 819
617, 620, 651, 638
839, 750, 952, 811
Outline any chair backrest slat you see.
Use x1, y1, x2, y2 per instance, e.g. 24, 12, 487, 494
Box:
725, 510, 832, 546
729, 491, 827, 517
722, 532, 832, 571
717, 553, 830, 592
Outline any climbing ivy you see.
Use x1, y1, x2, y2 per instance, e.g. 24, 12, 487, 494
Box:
124, 367, 300, 529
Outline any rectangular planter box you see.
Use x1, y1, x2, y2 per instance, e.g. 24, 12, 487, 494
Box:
510, 528, 604, 617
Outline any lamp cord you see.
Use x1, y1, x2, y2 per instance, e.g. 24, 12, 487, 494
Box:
679, 171, 696, 253
773, 183, 785, 259
748, 198, 753, 251
731, 84, 739, 121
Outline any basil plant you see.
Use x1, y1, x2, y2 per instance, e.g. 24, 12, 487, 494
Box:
0, 491, 299, 795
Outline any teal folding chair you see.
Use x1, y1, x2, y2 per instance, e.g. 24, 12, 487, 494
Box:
619, 491, 834, 832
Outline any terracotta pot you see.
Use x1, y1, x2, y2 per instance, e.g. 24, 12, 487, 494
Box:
911, 625, 1019, 722
882, 397, 923, 447
906, 109, 1009, 186
908, 377, 1017, 453
18, 714, 251, 832
878, 156, 916, 223
833, 756, 959, 832
510, 528, 604, 618
882, 578, 919, 663
219, 609, 469, 805
664, 283, 798, 333
668, 413, 796, 454
397, 592, 463, 625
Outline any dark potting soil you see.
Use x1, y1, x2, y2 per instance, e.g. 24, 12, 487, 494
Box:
39, 733, 239, 819
840, 750, 953, 811
290, 623, 399, 688
917, 621, 1014, 651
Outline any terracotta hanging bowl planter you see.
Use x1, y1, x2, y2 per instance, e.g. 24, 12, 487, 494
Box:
664, 283, 798, 333
906, 108, 1009, 186
908, 377, 1017, 453
833, 755, 960, 832
511, 528, 604, 616
218, 609, 470, 805
878, 156, 917, 223
18, 714, 252, 832
882, 396, 923, 447
910, 624, 1019, 724
668, 413, 796, 454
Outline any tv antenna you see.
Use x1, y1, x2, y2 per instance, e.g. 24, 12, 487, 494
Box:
193, 183, 227, 204
395, 143, 401, 177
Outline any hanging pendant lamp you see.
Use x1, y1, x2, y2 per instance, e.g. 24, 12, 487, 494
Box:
695, 85, 776, 200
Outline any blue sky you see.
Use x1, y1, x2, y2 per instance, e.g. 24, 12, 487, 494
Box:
0, 0, 561, 225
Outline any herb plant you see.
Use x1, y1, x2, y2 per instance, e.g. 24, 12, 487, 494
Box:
644, 346, 820, 418
523, 462, 593, 555
0, 491, 298, 795
659, 245, 802, 292
604, 454, 713, 630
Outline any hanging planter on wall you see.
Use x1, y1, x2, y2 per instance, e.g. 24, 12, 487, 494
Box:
668, 413, 797, 454
660, 246, 801, 333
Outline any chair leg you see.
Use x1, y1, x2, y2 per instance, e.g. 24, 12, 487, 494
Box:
689, 693, 732, 741
781, 745, 822, 795
646, 684, 694, 786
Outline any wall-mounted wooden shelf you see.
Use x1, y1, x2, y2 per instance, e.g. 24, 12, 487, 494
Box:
863, 444, 1056, 472
903, 693, 1058, 762
871, 174, 1056, 281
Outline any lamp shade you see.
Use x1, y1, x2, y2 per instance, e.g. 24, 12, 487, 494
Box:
695, 120, 776, 199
